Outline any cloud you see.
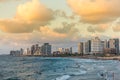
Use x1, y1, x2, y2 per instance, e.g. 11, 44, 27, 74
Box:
54, 22, 78, 35
0, 0, 19, 2
87, 24, 108, 33
54, 10, 80, 20
0, 0, 53, 33
67, 0, 120, 24
50, 22, 80, 42
87, 26, 95, 33
113, 20, 120, 32
0, 19, 42, 33
113, 26, 120, 32
95, 24, 109, 32
39, 26, 67, 38
15, 0, 53, 22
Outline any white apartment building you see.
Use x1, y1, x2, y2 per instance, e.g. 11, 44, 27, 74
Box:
58, 48, 64, 53
91, 37, 103, 54
109, 39, 115, 48
83, 42, 89, 54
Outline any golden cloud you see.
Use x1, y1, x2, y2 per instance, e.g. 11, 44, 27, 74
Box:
87, 26, 95, 33
67, 0, 120, 24
0, 19, 43, 33
95, 24, 109, 32
87, 24, 109, 33
113, 26, 120, 32
112, 18, 120, 32
15, 0, 53, 22
53, 22, 79, 39
40, 26, 67, 38
0, 0, 19, 2
0, 0, 53, 33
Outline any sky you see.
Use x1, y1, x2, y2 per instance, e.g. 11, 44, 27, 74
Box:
0, 0, 120, 54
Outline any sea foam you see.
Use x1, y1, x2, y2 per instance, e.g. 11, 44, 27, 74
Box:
54, 75, 70, 80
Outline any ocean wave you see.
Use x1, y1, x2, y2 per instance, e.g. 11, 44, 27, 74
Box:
71, 70, 87, 76
0, 56, 120, 80
4, 77, 20, 80
53, 75, 70, 80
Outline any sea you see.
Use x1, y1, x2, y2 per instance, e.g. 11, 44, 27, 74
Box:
0, 55, 120, 80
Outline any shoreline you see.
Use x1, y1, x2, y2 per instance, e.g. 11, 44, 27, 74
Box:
68, 56, 120, 61
11, 54, 120, 61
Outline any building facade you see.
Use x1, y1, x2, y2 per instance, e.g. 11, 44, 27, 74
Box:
78, 37, 119, 55
91, 37, 103, 54
108, 38, 119, 54
41, 43, 51, 55
114, 39, 119, 54
78, 42, 83, 55
58, 48, 64, 54
70, 47, 72, 54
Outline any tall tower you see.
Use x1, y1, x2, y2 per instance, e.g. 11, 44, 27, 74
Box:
41, 43, 52, 55
109, 39, 119, 54
58, 48, 64, 53
88, 40, 91, 54
70, 47, 72, 54
108, 39, 115, 48
91, 37, 103, 54
31, 45, 35, 55
114, 39, 119, 54
20, 48, 24, 55
78, 42, 83, 55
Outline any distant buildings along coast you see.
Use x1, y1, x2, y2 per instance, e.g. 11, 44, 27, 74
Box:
10, 37, 119, 56
10, 43, 52, 56
78, 37, 119, 55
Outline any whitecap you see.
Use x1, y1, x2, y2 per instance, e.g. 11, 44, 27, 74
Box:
53, 75, 70, 80
69, 70, 87, 76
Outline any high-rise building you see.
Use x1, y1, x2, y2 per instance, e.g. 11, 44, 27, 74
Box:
58, 48, 64, 53
70, 47, 72, 54
108, 39, 115, 48
23, 49, 27, 55
34, 47, 42, 55
104, 40, 109, 48
83, 41, 92, 54
108, 38, 119, 54
41, 43, 51, 55
78, 40, 91, 55
78, 37, 120, 55
83, 42, 88, 54
114, 38, 119, 54
88, 40, 91, 54
31, 45, 36, 55
91, 37, 103, 54
33, 44, 42, 55
65, 48, 70, 53
78, 42, 83, 54
35, 44, 39, 51
20, 48, 24, 55
27, 48, 31, 55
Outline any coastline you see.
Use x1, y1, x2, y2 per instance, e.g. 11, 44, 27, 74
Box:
13, 54, 120, 61
67, 55, 120, 61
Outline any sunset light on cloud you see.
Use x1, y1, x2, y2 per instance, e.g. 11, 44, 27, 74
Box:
0, 0, 120, 54
67, 0, 120, 23
15, 0, 53, 22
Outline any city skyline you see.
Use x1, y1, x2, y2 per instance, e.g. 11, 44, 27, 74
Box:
10, 37, 120, 56
1, 0, 120, 54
